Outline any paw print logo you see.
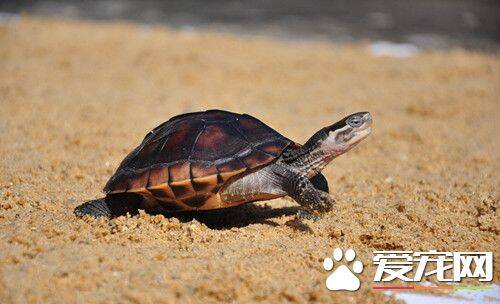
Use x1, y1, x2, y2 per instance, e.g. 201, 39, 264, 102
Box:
323, 248, 363, 291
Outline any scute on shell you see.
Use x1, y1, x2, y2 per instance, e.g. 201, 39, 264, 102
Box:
104, 110, 292, 207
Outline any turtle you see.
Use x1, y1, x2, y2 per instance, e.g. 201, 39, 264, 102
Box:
74, 110, 372, 219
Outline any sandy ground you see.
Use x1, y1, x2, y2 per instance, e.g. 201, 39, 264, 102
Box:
0, 18, 498, 304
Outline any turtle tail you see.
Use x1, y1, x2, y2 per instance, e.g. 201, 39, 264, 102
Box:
74, 199, 112, 218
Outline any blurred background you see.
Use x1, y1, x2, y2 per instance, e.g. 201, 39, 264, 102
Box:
1, 0, 499, 51
1, 2, 499, 304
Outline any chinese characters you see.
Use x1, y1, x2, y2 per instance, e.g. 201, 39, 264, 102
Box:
373, 250, 493, 282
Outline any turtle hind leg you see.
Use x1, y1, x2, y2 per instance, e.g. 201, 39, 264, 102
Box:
74, 199, 112, 218
74, 193, 143, 218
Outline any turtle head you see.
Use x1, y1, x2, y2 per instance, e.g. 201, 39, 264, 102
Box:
323, 112, 372, 155
302, 112, 372, 165
283, 112, 372, 176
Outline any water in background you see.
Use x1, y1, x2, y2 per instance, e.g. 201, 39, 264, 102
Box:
1, 0, 499, 51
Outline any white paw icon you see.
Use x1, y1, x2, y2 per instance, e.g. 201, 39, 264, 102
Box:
323, 248, 363, 291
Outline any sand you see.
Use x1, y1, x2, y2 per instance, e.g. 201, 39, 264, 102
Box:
0, 18, 498, 304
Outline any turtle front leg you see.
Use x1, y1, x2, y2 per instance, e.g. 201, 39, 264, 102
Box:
273, 164, 334, 220
289, 176, 335, 220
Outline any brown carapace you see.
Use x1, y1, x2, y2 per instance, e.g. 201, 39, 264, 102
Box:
103, 110, 293, 211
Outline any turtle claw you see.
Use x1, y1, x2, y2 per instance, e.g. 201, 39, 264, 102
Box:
296, 209, 320, 222
318, 193, 335, 213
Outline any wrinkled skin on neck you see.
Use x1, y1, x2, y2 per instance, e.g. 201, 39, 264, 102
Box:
282, 112, 372, 177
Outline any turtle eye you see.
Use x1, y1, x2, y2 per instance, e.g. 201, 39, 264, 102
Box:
347, 116, 363, 128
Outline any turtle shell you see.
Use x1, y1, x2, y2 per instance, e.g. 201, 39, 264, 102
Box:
104, 110, 292, 210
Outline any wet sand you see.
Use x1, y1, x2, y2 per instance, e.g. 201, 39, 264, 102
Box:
0, 18, 498, 303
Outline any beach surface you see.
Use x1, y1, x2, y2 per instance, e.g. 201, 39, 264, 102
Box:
0, 18, 498, 303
